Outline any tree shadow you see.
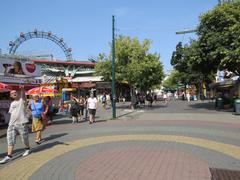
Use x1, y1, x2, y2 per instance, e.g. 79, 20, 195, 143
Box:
189, 102, 217, 111
133, 104, 168, 111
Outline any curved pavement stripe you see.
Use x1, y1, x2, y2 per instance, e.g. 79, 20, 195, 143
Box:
0, 134, 240, 180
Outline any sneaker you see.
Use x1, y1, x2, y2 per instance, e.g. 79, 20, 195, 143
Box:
22, 149, 31, 157
0, 156, 11, 164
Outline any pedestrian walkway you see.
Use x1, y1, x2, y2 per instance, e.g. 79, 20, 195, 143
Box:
0, 101, 239, 180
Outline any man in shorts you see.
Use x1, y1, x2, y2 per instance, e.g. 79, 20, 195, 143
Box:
87, 93, 98, 124
0, 86, 31, 164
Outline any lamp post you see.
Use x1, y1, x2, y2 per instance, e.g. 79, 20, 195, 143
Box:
112, 15, 116, 119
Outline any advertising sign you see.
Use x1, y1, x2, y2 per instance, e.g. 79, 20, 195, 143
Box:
0, 56, 42, 84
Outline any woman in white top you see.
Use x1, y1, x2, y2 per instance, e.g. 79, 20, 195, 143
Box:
87, 93, 98, 124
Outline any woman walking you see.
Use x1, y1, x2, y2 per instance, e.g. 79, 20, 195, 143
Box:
30, 95, 45, 144
78, 96, 85, 122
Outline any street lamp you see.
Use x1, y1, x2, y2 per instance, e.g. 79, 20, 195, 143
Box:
112, 15, 116, 119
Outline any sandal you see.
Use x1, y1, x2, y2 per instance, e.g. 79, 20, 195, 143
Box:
35, 140, 41, 145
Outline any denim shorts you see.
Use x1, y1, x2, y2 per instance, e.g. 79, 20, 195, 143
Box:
7, 123, 29, 146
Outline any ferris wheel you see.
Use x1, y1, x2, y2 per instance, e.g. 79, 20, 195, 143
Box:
8, 29, 73, 61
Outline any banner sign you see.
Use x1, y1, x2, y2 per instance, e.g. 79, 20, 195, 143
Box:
0, 75, 42, 84
0, 57, 41, 77
0, 56, 42, 84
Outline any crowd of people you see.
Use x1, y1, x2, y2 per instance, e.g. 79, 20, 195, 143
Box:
0, 87, 100, 164
69, 93, 98, 124
0, 88, 196, 164
131, 92, 173, 108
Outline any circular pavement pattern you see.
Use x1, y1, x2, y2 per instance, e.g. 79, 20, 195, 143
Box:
0, 135, 240, 180
75, 147, 211, 180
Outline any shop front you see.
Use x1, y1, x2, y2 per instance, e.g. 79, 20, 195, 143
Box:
210, 79, 240, 109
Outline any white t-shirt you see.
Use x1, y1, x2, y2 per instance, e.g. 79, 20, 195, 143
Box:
8, 98, 28, 125
87, 97, 98, 109
163, 94, 167, 99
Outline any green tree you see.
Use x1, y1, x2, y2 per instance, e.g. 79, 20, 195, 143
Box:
198, 1, 240, 75
170, 40, 215, 98
162, 70, 181, 89
95, 36, 164, 92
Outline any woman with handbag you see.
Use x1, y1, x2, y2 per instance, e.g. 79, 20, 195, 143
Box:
30, 95, 44, 144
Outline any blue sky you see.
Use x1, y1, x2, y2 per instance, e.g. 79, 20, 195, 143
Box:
0, 0, 217, 72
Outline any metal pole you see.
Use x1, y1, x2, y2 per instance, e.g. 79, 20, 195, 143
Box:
112, 15, 116, 119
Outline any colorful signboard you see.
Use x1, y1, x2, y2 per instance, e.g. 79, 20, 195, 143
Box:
0, 56, 42, 84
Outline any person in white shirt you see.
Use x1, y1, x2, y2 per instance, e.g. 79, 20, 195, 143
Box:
186, 92, 191, 102
87, 93, 98, 124
0, 86, 31, 164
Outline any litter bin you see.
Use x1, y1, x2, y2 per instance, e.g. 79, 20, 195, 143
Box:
234, 99, 240, 115
216, 97, 224, 109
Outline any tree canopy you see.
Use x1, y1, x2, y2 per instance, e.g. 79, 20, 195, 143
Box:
95, 36, 164, 92
198, 1, 240, 75
170, 1, 240, 91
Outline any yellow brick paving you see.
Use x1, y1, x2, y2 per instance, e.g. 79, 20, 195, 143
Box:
0, 134, 240, 180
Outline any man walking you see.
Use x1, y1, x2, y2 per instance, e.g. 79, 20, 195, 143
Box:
87, 92, 98, 124
0, 86, 31, 164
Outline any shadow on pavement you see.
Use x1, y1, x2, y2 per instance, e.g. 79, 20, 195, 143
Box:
189, 102, 216, 111
50, 119, 72, 125
0, 133, 68, 160
0, 133, 6, 139
0, 148, 25, 158
93, 120, 107, 124
32, 141, 69, 154
52, 113, 69, 120
0, 142, 69, 167
116, 111, 135, 118
43, 133, 68, 142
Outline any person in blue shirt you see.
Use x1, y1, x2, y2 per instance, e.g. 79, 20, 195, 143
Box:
30, 95, 45, 144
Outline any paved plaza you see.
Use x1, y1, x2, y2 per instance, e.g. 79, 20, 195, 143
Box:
0, 100, 240, 180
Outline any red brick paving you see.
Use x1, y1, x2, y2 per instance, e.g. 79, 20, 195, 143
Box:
75, 147, 211, 180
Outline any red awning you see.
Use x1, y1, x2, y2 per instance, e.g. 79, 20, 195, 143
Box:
0, 83, 12, 92
6, 84, 38, 91
33, 59, 95, 66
